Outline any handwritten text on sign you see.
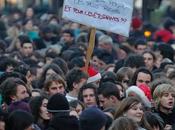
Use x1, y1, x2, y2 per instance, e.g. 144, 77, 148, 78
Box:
63, 0, 133, 37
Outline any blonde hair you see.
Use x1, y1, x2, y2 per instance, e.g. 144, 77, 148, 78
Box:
153, 83, 175, 107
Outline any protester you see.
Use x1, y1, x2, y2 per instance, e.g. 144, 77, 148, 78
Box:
29, 96, 50, 129
114, 97, 147, 130
108, 116, 139, 130
79, 106, 107, 130
0, 2, 174, 130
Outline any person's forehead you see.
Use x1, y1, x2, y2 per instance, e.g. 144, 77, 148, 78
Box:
138, 72, 150, 76
143, 53, 153, 57
83, 88, 95, 93
63, 33, 72, 36
22, 43, 32, 47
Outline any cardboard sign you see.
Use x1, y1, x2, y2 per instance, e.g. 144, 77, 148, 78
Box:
62, 0, 134, 37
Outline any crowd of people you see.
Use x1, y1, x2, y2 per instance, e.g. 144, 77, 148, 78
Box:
0, 1, 175, 130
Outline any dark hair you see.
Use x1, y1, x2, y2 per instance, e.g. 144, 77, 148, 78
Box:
130, 67, 153, 86
143, 111, 164, 130
14, 63, 30, 76
68, 47, 85, 59
0, 108, 7, 122
52, 57, 68, 74
119, 44, 133, 55
0, 71, 27, 85
0, 57, 19, 72
163, 17, 175, 31
38, 63, 64, 89
158, 44, 174, 62
78, 83, 99, 106
29, 96, 48, 123
66, 67, 88, 91
18, 35, 32, 47
124, 54, 145, 69
134, 38, 147, 48
93, 48, 114, 64
60, 50, 74, 62
6, 110, 34, 130
98, 82, 121, 100
0, 77, 27, 105
63, 29, 74, 37
100, 71, 117, 85
68, 56, 85, 70
69, 100, 85, 111
45, 50, 59, 59
114, 59, 125, 73
0, 40, 6, 52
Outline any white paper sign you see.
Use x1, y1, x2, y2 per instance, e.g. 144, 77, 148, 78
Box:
62, 0, 134, 37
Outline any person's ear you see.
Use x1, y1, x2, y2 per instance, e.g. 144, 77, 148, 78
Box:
10, 95, 17, 102
109, 96, 117, 103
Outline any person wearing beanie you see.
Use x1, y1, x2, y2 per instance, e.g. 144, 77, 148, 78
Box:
6, 110, 40, 130
79, 106, 107, 130
46, 114, 79, 130
8, 100, 31, 113
47, 93, 80, 130
47, 93, 70, 116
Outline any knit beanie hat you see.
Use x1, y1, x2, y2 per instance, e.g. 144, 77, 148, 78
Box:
6, 110, 34, 130
47, 93, 70, 113
79, 106, 107, 130
8, 101, 31, 113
